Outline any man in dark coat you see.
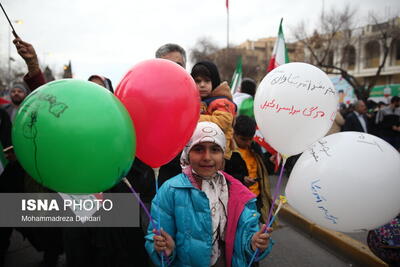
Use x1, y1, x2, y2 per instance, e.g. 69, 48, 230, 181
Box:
343, 100, 370, 133
375, 96, 400, 150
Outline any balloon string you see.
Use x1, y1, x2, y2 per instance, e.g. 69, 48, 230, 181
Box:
247, 157, 286, 267
267, 196, 286, 230
153, 168, 161, 231
153, 167, 165, 267
266, 158, 286, 226
123, 176, 170, 266
123, 178, 156, 230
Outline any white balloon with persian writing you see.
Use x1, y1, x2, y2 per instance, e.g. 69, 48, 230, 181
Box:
254, 62, 338, 156
285, 132, 400, 232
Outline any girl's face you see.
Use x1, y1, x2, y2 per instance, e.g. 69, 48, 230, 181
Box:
189, 142, 224, 178
194, 76, 212, 99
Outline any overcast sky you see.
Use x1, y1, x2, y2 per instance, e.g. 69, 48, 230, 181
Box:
1, 0, 399, 86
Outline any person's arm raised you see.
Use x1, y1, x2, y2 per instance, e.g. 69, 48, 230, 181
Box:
13, 38, 41, 78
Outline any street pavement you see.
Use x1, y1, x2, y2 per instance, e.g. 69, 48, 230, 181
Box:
260, 217, 352, 266
3, 217, 355, 267
2, 174, 370, 267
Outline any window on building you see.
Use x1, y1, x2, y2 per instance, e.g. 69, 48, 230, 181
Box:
326, 50, 334, 66
245, 55, 258, 63
255, 47, 265, 53
342, 45, 356, 70
372, 23, 389, 32
389, 39, 400, 66
365, 41, 380, 68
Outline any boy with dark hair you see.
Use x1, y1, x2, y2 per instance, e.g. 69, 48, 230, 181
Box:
240, 78, 256, 97
191, 61, 236, 159
225, 115, 275, 225
233, 78, 257, 118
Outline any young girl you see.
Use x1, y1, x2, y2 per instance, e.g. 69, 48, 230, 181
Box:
191, 61, 236, 160
145, 122, 273, 266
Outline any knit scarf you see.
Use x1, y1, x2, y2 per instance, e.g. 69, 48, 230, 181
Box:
183, 167, 228, 265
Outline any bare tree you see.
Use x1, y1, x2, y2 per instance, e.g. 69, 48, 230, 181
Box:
190, 38, 239, 81
213, 48, 243, 81
190, 37, 266, 82
294, 5, 400, 100
190, 37, 220, 63
365, 14, 400, 97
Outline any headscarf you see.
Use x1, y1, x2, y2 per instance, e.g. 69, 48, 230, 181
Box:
180, 121, 226, 169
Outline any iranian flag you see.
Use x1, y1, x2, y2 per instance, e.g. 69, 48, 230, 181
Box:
267, 18, 289, 72
254, 18, 290, 172
230, 56, 242, 94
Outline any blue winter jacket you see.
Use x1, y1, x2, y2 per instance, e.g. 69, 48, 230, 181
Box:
145, 172, 273, 266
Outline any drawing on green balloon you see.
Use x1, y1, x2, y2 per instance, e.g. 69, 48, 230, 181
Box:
19, 92, 68, 188
49, 102, 68, 117
22, 110, 43, 184
38, 93, 68, 117
22, 110, 38, 139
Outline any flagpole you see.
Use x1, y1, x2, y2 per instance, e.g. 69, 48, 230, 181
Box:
226, 0, 229, 49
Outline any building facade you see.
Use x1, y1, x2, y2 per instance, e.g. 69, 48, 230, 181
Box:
230, 17, 399, 101
303, 16, 400, 101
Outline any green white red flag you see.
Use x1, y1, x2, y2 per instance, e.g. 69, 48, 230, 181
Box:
267, 18, 289, 72
230, 56, 242, 95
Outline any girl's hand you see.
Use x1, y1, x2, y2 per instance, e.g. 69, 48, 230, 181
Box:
153, 228, 175, 257
251, 225, 272, 252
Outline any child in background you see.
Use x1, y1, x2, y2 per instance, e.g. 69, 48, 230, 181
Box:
88, 75, 114, 93
225, 115, 275, 225
233, 78, 257, 119
191, 61, 236, 159
145, 121, 273, 266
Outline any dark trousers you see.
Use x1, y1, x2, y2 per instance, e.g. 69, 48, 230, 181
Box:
64, 227, 148, 267
0, 228, 12, 267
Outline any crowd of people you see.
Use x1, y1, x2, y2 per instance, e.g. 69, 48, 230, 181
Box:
0, 38, 279, 267
330, 97, 400, 151
0, 36, 399, 267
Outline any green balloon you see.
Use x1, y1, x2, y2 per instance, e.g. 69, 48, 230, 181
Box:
12, 79, 136, 193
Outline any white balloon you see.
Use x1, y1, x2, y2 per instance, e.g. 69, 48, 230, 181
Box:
285, 132, 400, 233
254, 62, 338, 156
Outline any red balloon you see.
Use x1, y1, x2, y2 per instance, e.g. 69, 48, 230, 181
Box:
115, 59, 200, 168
